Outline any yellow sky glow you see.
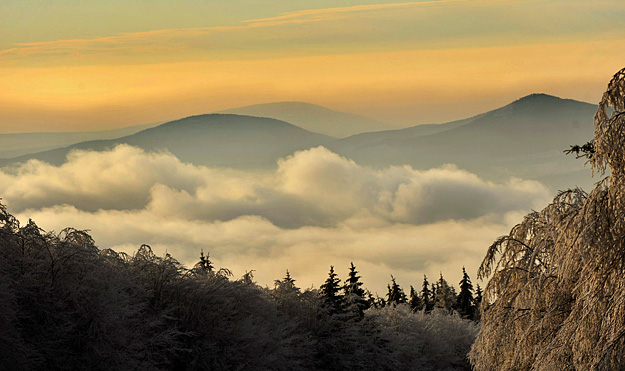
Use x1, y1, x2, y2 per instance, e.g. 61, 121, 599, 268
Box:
1, 0, 624, 132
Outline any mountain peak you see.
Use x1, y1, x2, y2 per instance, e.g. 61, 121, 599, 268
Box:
499, 93, 594, 115
512, 93, 563, 104
217, 102, 390, 138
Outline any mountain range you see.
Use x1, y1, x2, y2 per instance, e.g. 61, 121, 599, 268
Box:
327, 94, 597, 188
218, 101, 391, 138
0, 94, 599, 191
0, 121, 161, 159
1, 115, 332, 169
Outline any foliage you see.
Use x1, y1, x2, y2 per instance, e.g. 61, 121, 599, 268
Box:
320, 265, 344, 315
370, 304, 479, 371
387, 275, 408, 306
422, 275, 433, 312
409, 285, 424, 311
470, 67, 625, 370
456, 267, 475, 320
434, 273, 457, 312
0, 201, 480, 370
343, 262, 369, 320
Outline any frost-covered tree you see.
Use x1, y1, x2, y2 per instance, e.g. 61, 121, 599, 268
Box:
343, 262, 369, 319
433, 273, 456, 312
370, 304, 478, 371
470, 67, 625, 370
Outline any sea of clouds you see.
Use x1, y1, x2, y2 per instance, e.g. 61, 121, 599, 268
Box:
0, 145, 551, 293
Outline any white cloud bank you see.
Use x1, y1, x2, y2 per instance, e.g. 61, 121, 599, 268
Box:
0, 145, 550, 293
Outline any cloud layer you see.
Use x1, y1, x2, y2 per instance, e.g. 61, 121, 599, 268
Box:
0, 145, 550, 292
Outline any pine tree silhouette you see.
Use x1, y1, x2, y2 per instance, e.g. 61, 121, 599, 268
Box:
343, 262, 369, 319
386, 275, 407, 306
409, 285, 424, 311
456, 267, 475, 319
320, 266, 344, 315
422, 275, 433, 312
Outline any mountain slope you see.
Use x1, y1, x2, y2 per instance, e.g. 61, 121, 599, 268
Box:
333, 114, 482, 152
1, 114, 333, 168
218, 102, 390, 138
0, 122, 161, 159
2, 95, 599, 190
328, 94, 598, 190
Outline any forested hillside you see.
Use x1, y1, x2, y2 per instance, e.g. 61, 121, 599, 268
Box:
0, 203, 478, 371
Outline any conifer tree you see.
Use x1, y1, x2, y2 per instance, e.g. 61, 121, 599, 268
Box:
320, 266, 344, 315
274, 270, 299, 295
473, 284, 483, 321
421, 275, 433, 312
409, 285, 424, 311
343, 262, 369, 319
386, 275, 407, 306
474, 284, 482, 307
434, 273, 456, 312
195, 250, 214, 273
192, 250, 232, 278
456, 267, 475, 319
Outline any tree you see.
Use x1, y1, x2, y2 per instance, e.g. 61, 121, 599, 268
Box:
456, 267, 475, 319
470, 67, 625, 370
320, 266, 344, 315
421, 275, 433, 312
386, 275, 407, 306
195, 250, 213, 273
343, 262, 369, 319
192, 250, 232, 279
433, 273, 456, 312
471, 284, 483, 322
474, 284, 482, 308
409, 285, 424, 311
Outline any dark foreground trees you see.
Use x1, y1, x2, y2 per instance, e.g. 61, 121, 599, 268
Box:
470, 67, 625, 370
0, 203, 478, 371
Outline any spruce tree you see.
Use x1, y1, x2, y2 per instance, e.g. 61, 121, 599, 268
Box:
275, 270, 297, 289
320, 266, 344, 315
409, 285, 424, 311
421, 275, 433, 312
273, 270, 300, 298
434, 273, 456, 312
386, 275, 407, 306
195, 250, 214, 273
474, 284, 483, 308
473, 284, 483, 321
456, 267, 475, 319
343, 262, 369, 319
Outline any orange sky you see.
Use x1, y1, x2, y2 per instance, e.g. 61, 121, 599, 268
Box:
1, 0, 625, 132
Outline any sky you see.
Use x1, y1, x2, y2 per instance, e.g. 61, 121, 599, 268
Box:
0, 0, 623, 292
1, 0, 625, 132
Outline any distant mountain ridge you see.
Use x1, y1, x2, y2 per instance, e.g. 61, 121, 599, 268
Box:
218, 101, 391, 138
0, 94, 599, 190
0, 114, 333, 168
328, 93, 597, 189
0, 122, 161, 159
